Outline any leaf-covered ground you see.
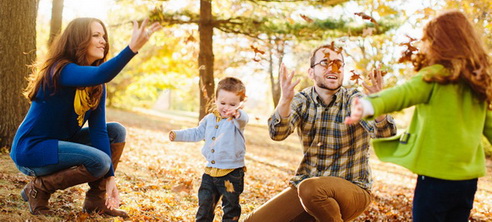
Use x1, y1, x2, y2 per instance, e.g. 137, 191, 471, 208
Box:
1, 108, 491, 221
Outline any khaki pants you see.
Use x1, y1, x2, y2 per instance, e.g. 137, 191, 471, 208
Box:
243, 176, 371, 222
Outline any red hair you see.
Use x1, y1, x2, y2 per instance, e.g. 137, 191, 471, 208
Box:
415, 10, 492, 106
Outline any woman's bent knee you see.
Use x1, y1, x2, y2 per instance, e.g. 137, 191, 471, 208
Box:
107, 122, 126, 143
87, 150, 111, 178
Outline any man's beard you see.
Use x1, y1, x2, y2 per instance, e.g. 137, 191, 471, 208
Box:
316, 81, 342, 91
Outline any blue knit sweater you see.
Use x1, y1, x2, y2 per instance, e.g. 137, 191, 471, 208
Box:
173, 110, 248, 169
11, 46, 136, 177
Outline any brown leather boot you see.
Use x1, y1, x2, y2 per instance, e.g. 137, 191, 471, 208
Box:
83, 142, 129, 218
21, 165, 98, 215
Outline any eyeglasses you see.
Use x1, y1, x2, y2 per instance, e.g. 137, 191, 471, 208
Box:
311, 59, 344, 69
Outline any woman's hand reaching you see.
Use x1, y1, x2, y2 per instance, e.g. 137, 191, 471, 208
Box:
105, 176, 120, 210
128, 18, 162, 53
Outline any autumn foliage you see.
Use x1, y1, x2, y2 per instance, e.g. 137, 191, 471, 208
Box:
0, 108, 491, 221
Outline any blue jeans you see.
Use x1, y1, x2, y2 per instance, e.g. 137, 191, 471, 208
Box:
16, 122, 126, 178
196, 168, 244, 222
412, 175, 478, 222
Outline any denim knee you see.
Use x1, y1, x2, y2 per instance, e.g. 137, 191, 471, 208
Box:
107, 122, 126, 143
89, 152, 111, 178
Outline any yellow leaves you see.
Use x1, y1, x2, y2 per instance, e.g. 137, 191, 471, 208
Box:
376, 4, 398, 17
171, 179, 194, 194
2, 108, 492, 221
225, 180, 235, 192
415, 7, 436, 20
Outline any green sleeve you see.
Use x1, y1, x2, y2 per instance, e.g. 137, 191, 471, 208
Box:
483, 110, 492, 144
366, 66, 440, 118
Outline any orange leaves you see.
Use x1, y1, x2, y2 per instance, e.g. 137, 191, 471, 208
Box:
172, 179, 194, 194
350, 69, 388, 86
350, 70, 362, 85
300, 14, 314, 23
327, 41, 343, 54
354, 12, 379, 26
184, 30, 196, 44
355, 12, 379, 37
251, 45, 265, 55
329, 60, 343, 74
2, 108, 492, 221
398, 35, 419, 64
250, 45, 265, 62
321, 42, 344, 74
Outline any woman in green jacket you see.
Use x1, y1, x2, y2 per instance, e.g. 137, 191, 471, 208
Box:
345, 10, 492, 222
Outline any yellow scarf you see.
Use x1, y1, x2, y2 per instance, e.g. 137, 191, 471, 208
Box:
74, 87, 99, 126
212, 109, 222, 122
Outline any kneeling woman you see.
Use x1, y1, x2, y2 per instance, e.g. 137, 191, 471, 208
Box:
10, 17, 161, 217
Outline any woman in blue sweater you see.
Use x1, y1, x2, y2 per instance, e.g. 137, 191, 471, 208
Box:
11, 17, 161, 217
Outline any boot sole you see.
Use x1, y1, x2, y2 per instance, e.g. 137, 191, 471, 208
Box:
20, 189, 37, 214
20, 189, 28, 202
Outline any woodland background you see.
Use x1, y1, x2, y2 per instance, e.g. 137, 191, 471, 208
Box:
0, 0, 491, 221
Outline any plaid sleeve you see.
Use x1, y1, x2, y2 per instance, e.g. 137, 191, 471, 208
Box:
350, 89, 397, 138
373, 114, 397, 138
268, 95, 303, 141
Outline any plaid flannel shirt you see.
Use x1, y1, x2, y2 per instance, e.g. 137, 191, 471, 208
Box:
268, 87, 397, 191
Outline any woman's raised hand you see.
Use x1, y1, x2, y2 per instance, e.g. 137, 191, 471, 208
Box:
128, 18, 162, 53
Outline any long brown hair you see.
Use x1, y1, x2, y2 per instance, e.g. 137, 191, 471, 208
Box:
24, 17, 109, 103
415, 10, 492, 105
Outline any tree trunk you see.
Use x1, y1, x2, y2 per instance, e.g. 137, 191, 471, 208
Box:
268, 43, 279, 108
269, 39, 285, 108
0, 0, 38, 149
198, 0, 215, 120
48, 0, 64, 46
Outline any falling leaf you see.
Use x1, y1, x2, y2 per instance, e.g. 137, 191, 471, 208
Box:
250, 45, 265, 55
354, 12, 379, 25
398, 35, 419, 64
350, 70, 362, 85
322, 50, 331, 60
329, 60, 343, 74
321, 47, 343, 73
225, 180, 235, 193
184, 30, 196, 44
300, 14, 314, 23
322, 41, 343, 60
251, 45, 265, 62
